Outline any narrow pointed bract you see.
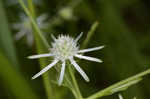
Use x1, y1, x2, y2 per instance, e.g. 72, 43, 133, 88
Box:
75, 54, 102, 63
75, 32, 83, 42
28, 53, 53, 59
78, 46, 104, 53
118, 94, 137, 99
15, 31, 26, 40
58, 61, 66, 85
32, 60, 58, 79
29, 33, 104, 85
51, 34, 56, 40
70, 58, 89, 82
7, 0, 43, 6
118, 94, 123, 99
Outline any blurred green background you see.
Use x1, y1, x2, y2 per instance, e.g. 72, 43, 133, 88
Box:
0, 0, 150, 99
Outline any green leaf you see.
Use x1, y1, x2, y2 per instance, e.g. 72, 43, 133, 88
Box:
110, 78, 142, 94
81, 21, 99, 49
0, 50, 38, 99
0, 0, 19, 67
87, 69, 150, 99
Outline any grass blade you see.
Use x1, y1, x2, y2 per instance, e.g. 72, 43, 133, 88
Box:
87, 69, 150, 99
0, 0, 19, 67
0, 51, 38, 99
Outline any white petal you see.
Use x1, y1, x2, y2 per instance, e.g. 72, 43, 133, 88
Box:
133, 97, 136, 99
37, 14, 48, 23
75, 32, 83, 42
37, 14, 49, 28
58, 61, 66, 85
15, 31, 26, 40
32, 60, 58, 79
51, 34, 56, 41
75, 54, 102, 63
28, 53, 53, 59
69, 58, 89, 82
26, 32, 34, 46
118, 94, 123, 99
20, 13, 28, 22
34, 0, 42, 5
6, 0, 18, 6
12, 23, 22, 30
78, 46, 104, 53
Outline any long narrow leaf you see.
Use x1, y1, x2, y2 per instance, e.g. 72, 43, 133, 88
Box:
87, 69, 150, 99
0, 0, 19, 67
0, 51, 38, 99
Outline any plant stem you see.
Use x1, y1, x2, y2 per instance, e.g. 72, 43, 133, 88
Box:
22, 0, 53, 99
68, 66, 83, 99
81, 21, 99, 49
67, 21, 99, 99
27, 0, 36, 17
87, 69, 150, 99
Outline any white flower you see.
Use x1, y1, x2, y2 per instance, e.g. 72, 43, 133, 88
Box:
13, 13, 48, 46
28, 33, 104, 85
6, 0, 42, 6
118, 94, 137, 99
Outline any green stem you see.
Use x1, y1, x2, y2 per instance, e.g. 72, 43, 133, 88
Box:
81, 21, 99, 49
25, 0, 53, 99
68, 66, 83, 99
87, 69, 150, 99
67, 21, 99, 99
27, 0, 36, 17
18, 0, 50, 49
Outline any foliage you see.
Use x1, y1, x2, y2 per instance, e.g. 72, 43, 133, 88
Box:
0, 0, 150, 99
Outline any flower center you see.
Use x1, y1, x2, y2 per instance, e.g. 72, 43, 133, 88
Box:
51, 35, 78, 61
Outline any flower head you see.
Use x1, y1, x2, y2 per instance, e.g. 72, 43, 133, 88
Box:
51, 35, 79, 61
13, 13, 48, 46
28, 33, 104, 85
6, 0, 43, 6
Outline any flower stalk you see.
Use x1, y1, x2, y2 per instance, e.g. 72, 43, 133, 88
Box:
68, 65, 83, 99
18, 0, 54, 99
